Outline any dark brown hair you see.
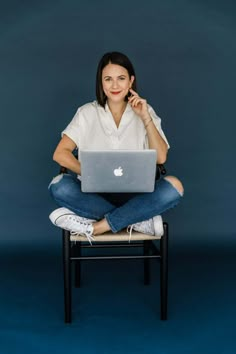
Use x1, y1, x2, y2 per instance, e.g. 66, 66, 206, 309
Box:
96, 51, 137, 107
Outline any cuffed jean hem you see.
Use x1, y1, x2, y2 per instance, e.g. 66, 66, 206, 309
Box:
104, 214, 119, 233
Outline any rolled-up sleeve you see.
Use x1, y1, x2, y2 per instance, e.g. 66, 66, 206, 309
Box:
61, 108, 81, 148
147, 105, 170, 149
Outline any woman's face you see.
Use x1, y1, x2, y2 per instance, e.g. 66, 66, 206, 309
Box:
102, 63, 134, 104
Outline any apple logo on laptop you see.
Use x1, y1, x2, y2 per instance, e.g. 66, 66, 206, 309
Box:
114, 166, 123, 177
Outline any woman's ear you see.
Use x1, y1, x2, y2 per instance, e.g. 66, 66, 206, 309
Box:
130, 75, 135, 88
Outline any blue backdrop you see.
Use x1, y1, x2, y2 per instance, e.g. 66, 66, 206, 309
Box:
1, 2, 236, 353
0, 0, 235, 246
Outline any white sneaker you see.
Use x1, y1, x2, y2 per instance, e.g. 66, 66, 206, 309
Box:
49, 207, 95, 244
127, 215, 164, 242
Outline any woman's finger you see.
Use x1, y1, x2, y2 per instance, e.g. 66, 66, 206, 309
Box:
129, 95, 144, 103
130, 97, 144, 107
128, 94, 142, 103
129, 88, 138, 96
129, 95, 139, 103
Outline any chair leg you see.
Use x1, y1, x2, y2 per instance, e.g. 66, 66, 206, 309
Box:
63, 229, 72, 323
160, 222, 168, 320
74, 242, 81, 288
143, 240, 150, 285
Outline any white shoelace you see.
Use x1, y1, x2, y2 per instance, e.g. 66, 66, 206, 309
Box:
70, 230, 94, 245
67, 216, 94, 245
127, 225, 134, 243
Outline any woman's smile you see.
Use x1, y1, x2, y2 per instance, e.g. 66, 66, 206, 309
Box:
111, 91, 122, 95
102, 63, 134, 103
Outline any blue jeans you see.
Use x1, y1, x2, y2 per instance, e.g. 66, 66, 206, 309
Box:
48, 173, 183, 232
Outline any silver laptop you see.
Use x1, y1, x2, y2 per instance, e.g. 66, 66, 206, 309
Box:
80, 150, 157, 193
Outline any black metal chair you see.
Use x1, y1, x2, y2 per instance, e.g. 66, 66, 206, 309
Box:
60, 164, 168, 323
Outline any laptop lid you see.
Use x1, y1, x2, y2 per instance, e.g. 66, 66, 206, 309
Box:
80, 150, 157, 193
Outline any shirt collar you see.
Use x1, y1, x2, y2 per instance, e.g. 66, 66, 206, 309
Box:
104, 101, 132, 114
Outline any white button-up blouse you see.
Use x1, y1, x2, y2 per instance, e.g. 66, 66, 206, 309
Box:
62, 101, 170, 157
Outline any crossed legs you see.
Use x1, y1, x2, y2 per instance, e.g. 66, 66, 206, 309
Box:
49, 173, 184, 235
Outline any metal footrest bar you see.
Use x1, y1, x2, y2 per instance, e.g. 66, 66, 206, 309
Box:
71, 254, 160, 261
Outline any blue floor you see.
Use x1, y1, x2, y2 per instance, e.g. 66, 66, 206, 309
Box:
0, 240, 236, 354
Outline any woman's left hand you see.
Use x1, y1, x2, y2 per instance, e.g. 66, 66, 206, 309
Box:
128, 88, 150, 121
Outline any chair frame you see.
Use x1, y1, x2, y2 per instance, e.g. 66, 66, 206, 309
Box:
62, 223, 168, 323
59, 162, 169, 323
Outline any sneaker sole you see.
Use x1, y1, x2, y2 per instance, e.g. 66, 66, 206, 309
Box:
49, 207, 75, 225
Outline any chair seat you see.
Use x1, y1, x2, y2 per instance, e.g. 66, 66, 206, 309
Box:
70, 229, 162, 242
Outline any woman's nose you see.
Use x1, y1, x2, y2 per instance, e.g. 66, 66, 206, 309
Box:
111, 80, 118, 88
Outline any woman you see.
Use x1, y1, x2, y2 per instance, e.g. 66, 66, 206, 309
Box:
48, 51, 184, 243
